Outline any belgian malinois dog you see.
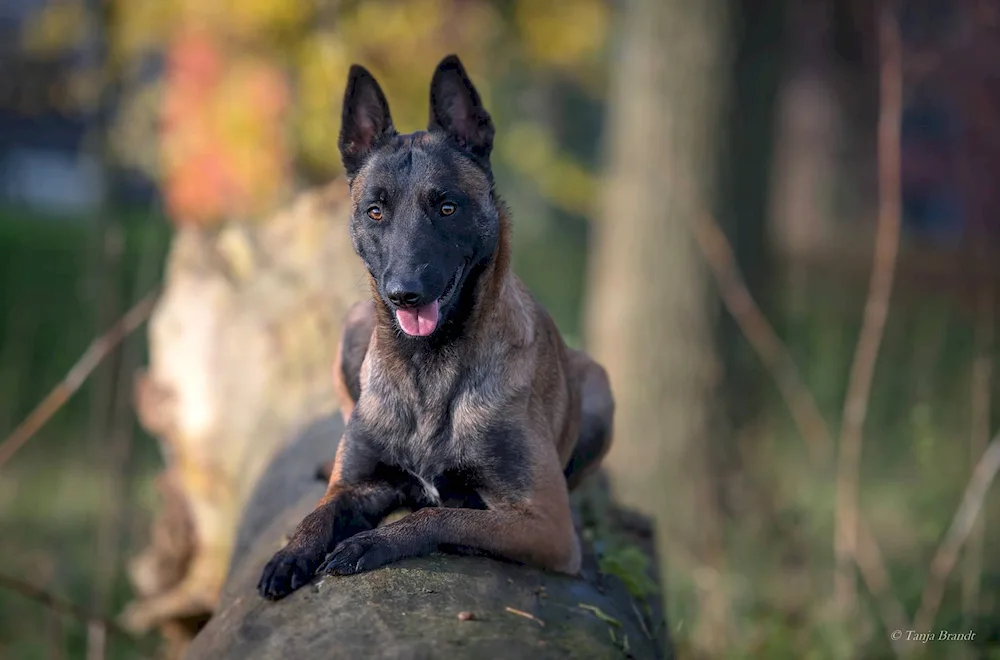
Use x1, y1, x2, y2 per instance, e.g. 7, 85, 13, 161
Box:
258, 54, 615, 600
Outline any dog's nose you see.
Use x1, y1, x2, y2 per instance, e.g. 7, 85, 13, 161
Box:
385, 281, 423, 308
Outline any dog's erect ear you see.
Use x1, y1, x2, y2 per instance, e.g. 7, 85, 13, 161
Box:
339, 65, 396, 177
427, 55, 494, 162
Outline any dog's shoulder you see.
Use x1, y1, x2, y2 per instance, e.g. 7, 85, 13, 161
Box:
491, 273, 543, 347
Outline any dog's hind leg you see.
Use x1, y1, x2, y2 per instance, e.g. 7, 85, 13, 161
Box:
317, 300, 377, 483
563, 349, 615, 491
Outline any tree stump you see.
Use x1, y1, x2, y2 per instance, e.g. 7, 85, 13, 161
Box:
119, 179, 366, 656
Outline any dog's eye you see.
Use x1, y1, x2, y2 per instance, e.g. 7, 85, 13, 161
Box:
440, 202, 456, 216
366, 205, 383, 221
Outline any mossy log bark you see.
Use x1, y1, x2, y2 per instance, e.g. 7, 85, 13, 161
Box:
185, 415, 665, 660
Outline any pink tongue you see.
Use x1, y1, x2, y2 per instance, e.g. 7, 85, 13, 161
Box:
395, 300, 440, 337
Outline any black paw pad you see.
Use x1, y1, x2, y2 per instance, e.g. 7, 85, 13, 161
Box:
257, 549, 321, 600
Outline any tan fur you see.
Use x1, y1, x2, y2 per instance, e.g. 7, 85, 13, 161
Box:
331, 337, 355, 424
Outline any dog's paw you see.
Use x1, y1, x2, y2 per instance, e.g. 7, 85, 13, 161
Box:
257, 548, 322, 600
318, 530, 398, 576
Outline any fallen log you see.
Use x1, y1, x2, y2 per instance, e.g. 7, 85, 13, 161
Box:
186, 414, 667, 660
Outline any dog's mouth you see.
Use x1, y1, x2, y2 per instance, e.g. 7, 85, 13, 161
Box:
393, 262, 466, 338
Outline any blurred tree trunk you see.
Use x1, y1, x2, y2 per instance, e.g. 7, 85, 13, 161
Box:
716, 0, 786, 443
584, 0, 733, 655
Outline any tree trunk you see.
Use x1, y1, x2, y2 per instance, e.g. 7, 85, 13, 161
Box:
119, 179, 365, 658
716, 0, 786, 439
584, 0, 733, 655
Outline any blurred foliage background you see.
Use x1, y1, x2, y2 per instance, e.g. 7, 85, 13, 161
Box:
1, 0, 999, 658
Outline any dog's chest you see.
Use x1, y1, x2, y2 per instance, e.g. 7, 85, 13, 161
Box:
363, 350, 517, 503
391, 392, 478, 483
384, 379, 505, 500
388, 416, 479, 507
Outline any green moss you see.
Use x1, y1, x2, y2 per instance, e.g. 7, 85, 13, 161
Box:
597, 544, 658, 602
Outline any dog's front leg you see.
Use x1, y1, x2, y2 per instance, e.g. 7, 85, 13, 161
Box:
319, 454, 581, 576
258, 438, 404, 600
257, 481, 404, 599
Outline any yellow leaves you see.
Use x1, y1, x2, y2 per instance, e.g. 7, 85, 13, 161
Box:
110, 0, 309, 62
515, 0, 609, 70
163, 0, 310, 44
111, 81, 163, 176
292, 0, 502, 176
336, 0, 499, 129
500, 122, 598, 218
350, 0, 443, 48
111, 0, 178, 62
295, 33, 350, 173
20, 0, 89, 56
222, 0, 311, 42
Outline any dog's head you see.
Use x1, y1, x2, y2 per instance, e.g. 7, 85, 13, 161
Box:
338, 55, 500, 339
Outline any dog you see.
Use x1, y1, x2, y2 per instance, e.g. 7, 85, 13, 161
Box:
257, 54, 615, 600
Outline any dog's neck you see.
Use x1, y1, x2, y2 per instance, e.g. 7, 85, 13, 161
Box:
370, 209, 515, 361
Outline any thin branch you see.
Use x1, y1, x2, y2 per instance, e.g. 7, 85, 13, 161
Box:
833, 3, 903, 617
49, 606, 65, 660
856, 523, 910, 656
962, 236, 995, 624
691, 209, 910, 648
93, 227, 162, 660
86, 223, 124, 660
506, 606, 545, 627
86, 621, 106, 660
914, 432, 1000, 631
0, 573, 149, 655
691, 210, 909, 652
0, 290, 158, 470
691, 213, 832, 459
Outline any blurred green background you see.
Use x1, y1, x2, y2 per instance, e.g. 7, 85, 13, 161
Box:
1, 0, 999, 658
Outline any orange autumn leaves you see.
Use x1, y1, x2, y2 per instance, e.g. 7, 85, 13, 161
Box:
161, 31, 290, 227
